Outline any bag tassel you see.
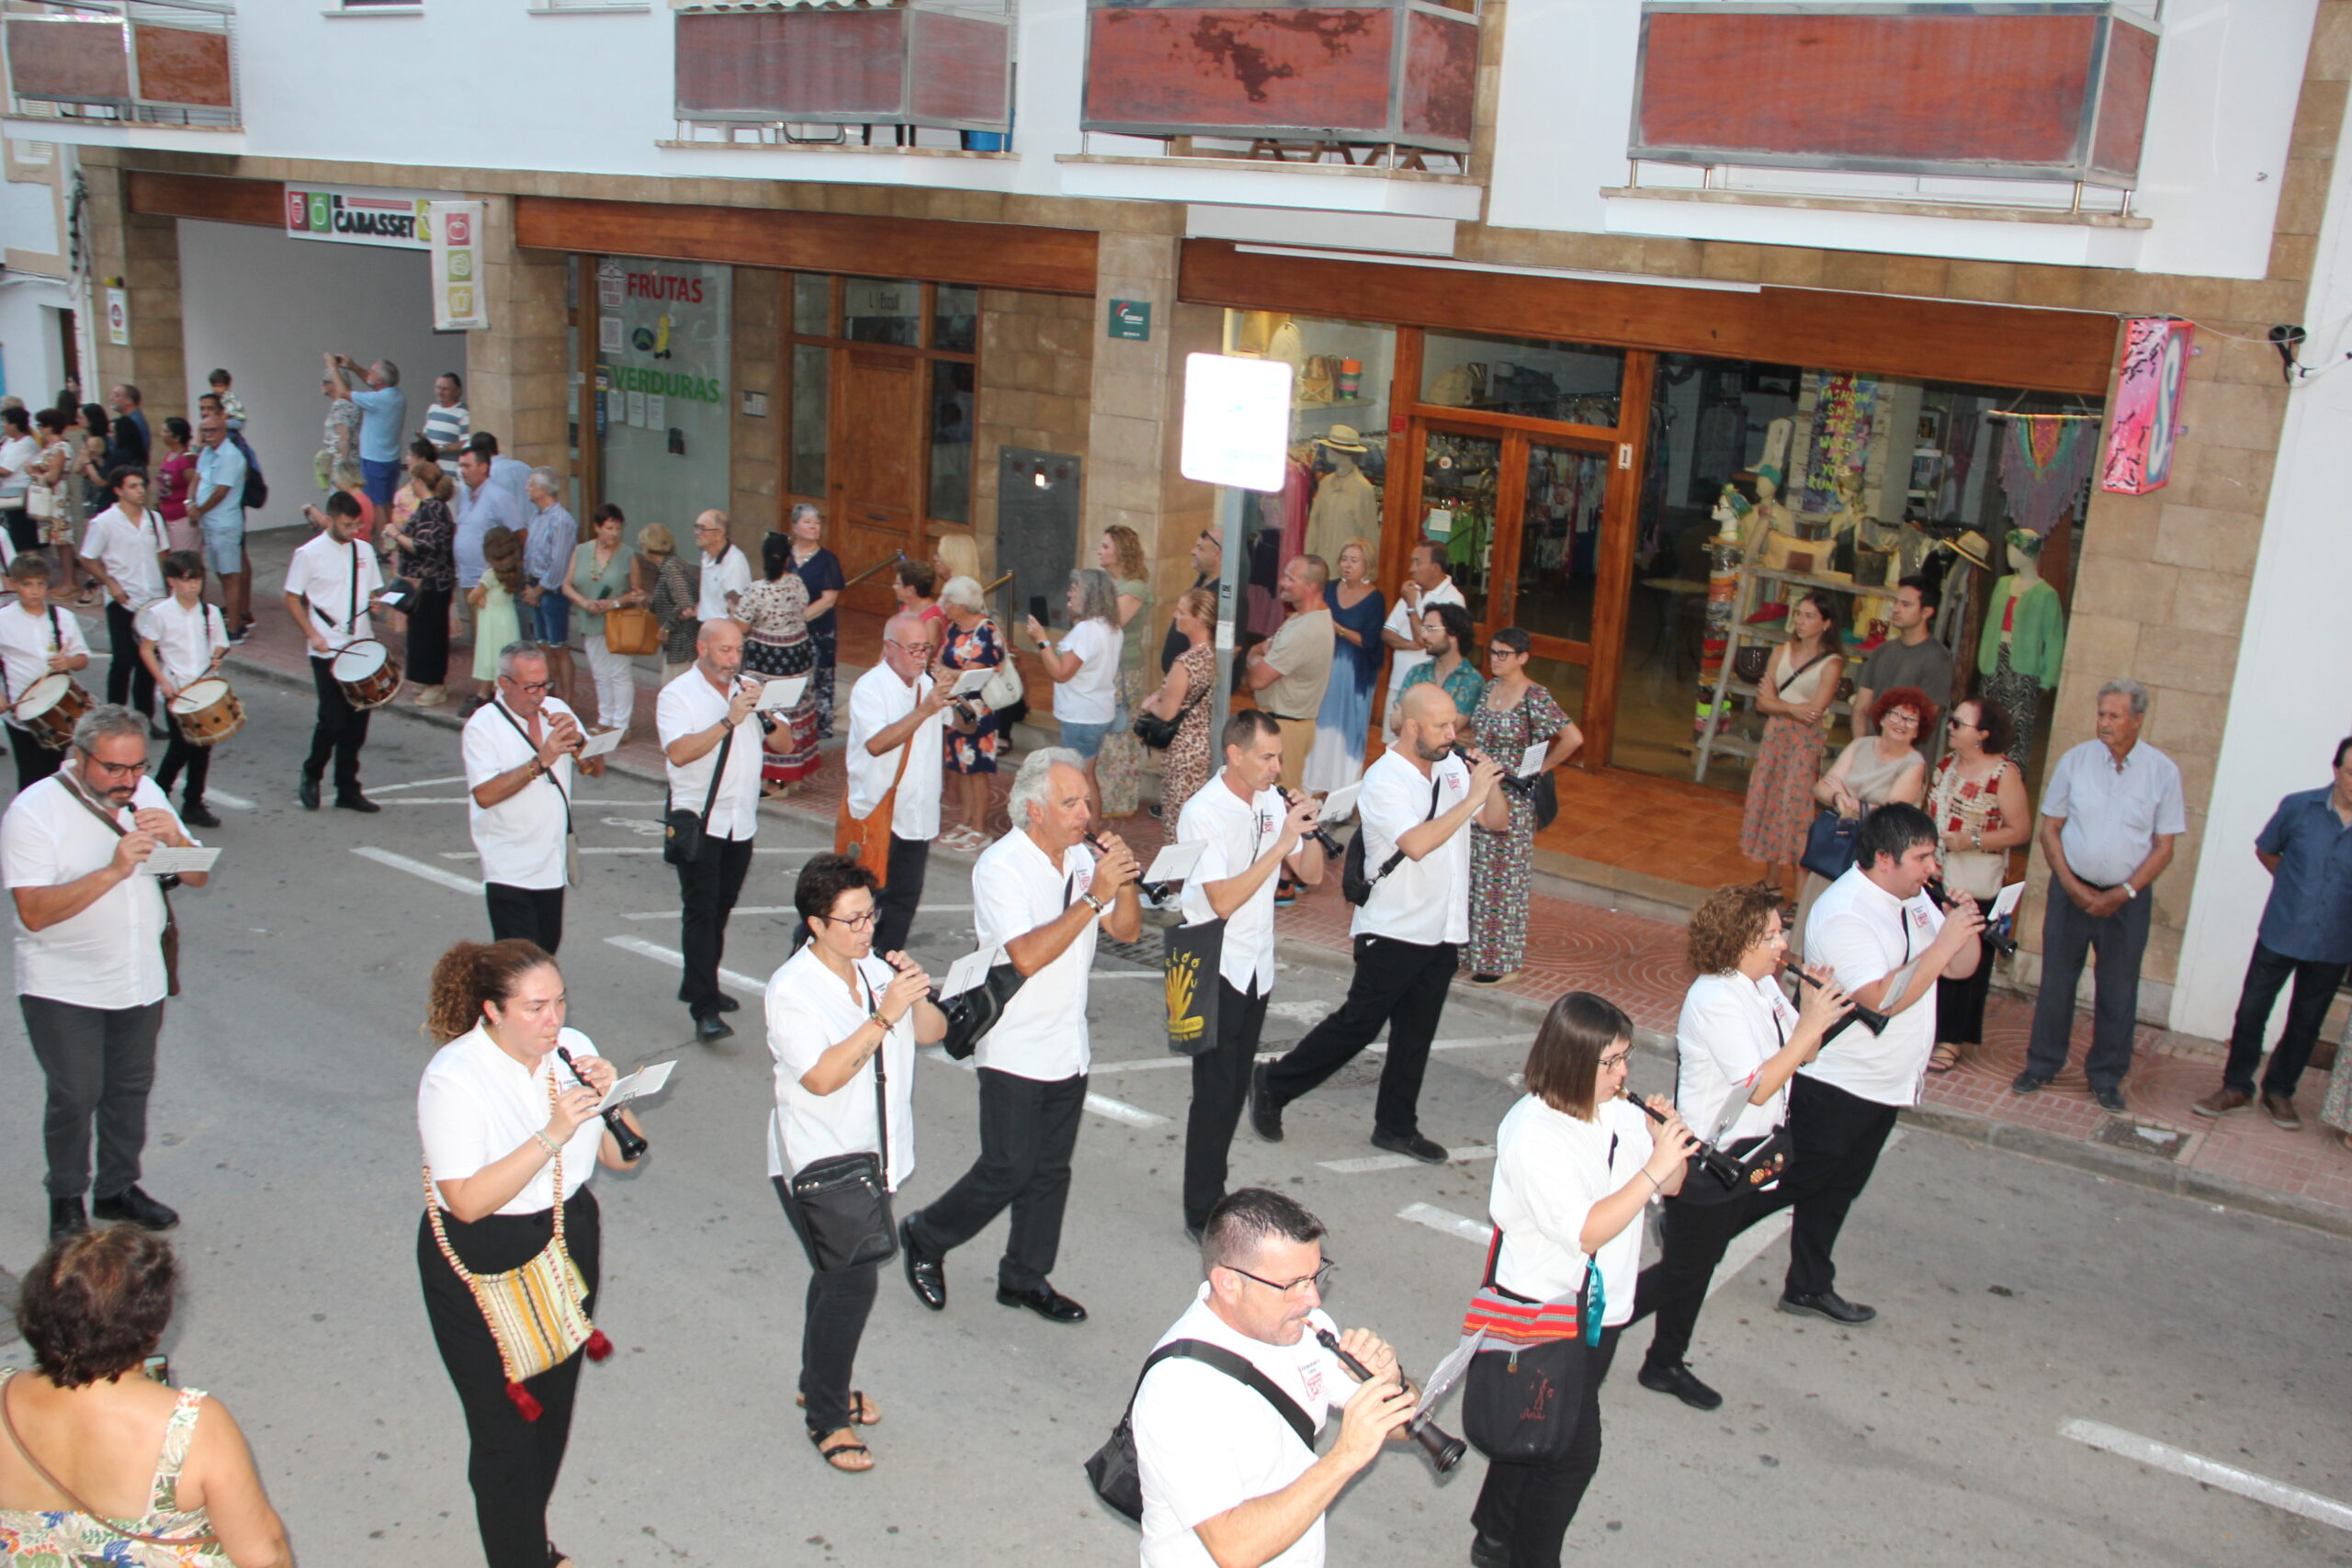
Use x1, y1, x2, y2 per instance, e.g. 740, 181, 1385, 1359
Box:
584, 1329, 614, 1362
505, 1382, 545, 1423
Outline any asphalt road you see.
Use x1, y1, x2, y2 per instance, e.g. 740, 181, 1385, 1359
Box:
3, 672, 2347, 1566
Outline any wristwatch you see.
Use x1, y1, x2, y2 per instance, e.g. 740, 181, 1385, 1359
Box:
2122, 883, 2138, 899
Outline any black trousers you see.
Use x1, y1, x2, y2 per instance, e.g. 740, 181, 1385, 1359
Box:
1935, 931, 1998, 1046
486, 883, 567, 955
20, 996, 164, 1200
909, 1068, 1086, 1293
1183, 978, 1271, 1230
1762, 1076, 1898, 1300
304, 653, 371, 795
153, 707, 213, 806
1, 507, 32, 554
873, 832, 931, 958
1261, 935, 1457, 1137
418, 1188, 601, 1568
773, 1177, 881, 1438
674, 834, 755, 1020
1470, 1327, 1621, 1568
1632, 1184, 1778, 1371
408, 585, 454, 686
103, 601, 155, 717
8, 723, 64, 791
2025, 874, 2154, 1090
2223, 941, 2348, 1098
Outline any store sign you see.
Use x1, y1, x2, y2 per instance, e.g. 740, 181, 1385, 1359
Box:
105, 287, 129, 346
1107, 299, 1152, 342
428, 200, 488, 331
1181, 353, 1293, 493
284, 185, 436, 250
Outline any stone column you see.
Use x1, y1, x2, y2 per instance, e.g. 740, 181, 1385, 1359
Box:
466, 196, 571, 475
80, 158, 187, 422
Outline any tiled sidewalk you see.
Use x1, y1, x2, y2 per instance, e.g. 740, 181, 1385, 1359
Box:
192, 533, 2352, 1233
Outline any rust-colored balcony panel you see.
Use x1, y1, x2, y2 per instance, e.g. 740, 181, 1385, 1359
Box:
6, 16, 134, 105
674, 6, 1010, 132
132, 24, 232, 109
1083, 0, 1479, 153
1631, 3, 2159, 186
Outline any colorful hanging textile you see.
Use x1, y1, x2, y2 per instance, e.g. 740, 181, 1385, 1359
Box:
1996, 415, 2098, 536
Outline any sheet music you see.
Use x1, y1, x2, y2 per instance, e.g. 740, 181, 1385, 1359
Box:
140, 846, 219, 875
1318, 782, 1363, 823
1143, 840, 1207, 885
596, 1059, 675, 1113
375, 590, 408, 608
1516, 741, 1547, 778
758, 676, 808, 712
950, 666, 993, 697
578, 726, 624, 758
940, 946, 1003, 1001
1988, 881, 2026, 923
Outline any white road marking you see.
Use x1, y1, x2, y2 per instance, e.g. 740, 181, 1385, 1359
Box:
1367, 1033, 1523, 1056
368, 774, 470, 793
1397, 1202, 1492, 1247
1707, 1213, 1792, 1299
604, 935, 766, 996
203, 790, 255, 810
2060, 1420, 2352, 1531
351, 846, 481, 896
1322, 1145, 1497, 1175
917, 1047, 1169, 1126
375, 797, 659, 807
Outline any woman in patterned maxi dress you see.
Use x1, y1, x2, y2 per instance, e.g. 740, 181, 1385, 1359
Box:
1465, 626, 1583, 983
1738, 592, 1845, 897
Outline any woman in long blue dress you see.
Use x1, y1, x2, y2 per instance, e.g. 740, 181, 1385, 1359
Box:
1302, 538, 1385, 793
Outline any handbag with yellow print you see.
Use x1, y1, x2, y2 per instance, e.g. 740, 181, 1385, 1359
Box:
424, 1077, 613, 1420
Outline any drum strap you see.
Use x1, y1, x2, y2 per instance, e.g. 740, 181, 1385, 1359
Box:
304, 541, 364, 636
2, 608, 66, 708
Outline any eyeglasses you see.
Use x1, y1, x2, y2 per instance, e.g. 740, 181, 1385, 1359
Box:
1487, 647, 1521, 660
1224, 1259, 1338, 1296
503, 678, 553, 694
77, 751, 150, 778
820, 908, 879, 931
1598, 1047, 1633, 1069
888, 640, 933, 658
1881, 711, 1919, 727
1948, 716, 1979, 730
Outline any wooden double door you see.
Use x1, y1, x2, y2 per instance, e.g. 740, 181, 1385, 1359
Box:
831, 348, 924, 615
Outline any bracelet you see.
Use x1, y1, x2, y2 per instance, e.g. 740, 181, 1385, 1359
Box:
532, 1130, 562, 1157
1639, 1168, 1662, 1193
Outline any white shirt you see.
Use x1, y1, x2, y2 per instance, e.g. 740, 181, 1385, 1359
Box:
4, 773, 189, 1010
1177, 772, 1287, 995
763, 946, 918, 1190
697, 544, 752, 623
1351, 749, 1472, 945
417, 1024, 605, 1215
1382, 576, 1465, 695
462, 695, 580, 890
1489, 1094, 1651, 1323
1051, 616, 1118, 725
845, 664, 945, 842
81, 505, 170, 608
0, 601, 89, 728
656, 668, 763, 842
283, 531, 382, 655
134, 597, 229, 691
0, 434, 36, 499
970, 829, 1099, 1080
1801, 866, 1945, 1107
1676, 972, 1799, 1145
1134, 1286, 1348, 1568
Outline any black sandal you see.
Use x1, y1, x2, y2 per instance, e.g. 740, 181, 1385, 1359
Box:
796, 1389, 880, 1425
810, 1427, 874, 1472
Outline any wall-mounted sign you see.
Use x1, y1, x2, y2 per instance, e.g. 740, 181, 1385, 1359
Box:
428, 200, 488, 331
1107, 299, 1152, 341
285, 185, 439, 250
1181, 353, 1293, 492
2101, 316, 2190, 495
105, 287, 129, 346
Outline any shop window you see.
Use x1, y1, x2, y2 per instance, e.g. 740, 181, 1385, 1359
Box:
929, 359, 975, 526
1418, 430, 1502, 629
1511, 445, 1612, 646
792, 274, 831, 336
844, 277, 921, 346
933, 284, 978, 355
790, 344, 829, 498
593, 256, 730, 553
1420, 332, 1624, 428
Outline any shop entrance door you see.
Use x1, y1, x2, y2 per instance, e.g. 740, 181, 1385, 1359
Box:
1396, 417, 1631, 762
835, 348, 922, 614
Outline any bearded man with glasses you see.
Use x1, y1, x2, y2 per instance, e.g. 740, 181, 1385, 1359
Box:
3, 704, 209, 1240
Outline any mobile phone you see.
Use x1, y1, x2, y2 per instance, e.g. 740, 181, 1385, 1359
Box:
142, 1353, 171, 1386
1028, 594, 1050, 627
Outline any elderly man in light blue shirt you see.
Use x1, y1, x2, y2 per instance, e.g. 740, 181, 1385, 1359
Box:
2015, 677, 2187, 1113
452, 446, 527, 594
523, 466, 579, 701
327, 352, 406, 512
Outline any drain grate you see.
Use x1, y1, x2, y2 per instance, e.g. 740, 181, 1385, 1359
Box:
1099, 935, 1163, 968
2091, 1119, 2188, 1161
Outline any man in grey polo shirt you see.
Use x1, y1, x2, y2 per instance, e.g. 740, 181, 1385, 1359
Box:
2014, 678, 2186, 1112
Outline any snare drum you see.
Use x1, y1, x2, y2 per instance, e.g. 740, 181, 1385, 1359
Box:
168, 678, 245, 748
330, 638, 404, 711
11, 673, 91, 752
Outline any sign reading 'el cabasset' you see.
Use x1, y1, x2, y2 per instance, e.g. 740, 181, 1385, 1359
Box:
284, 186, 435, 251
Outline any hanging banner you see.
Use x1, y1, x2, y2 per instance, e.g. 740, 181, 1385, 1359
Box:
2100, 317, 2189, 495
105, 287, 129, 346
428, 201, 488, 332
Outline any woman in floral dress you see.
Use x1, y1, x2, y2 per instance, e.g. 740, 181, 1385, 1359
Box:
1096, 525, 1153, 818
741, 532, 820, 791
1141, 588, 1219, 824
1738, 592, 1844, 896
936, 575, 1004, 851
1465, 626, 1582, 984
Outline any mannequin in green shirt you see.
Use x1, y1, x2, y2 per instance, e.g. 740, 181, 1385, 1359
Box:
1977, 529, 2065, 765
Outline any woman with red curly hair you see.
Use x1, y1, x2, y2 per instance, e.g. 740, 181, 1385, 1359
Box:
1793, 685, 1934, 940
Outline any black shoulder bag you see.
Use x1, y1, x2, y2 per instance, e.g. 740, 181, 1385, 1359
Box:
935, 872, 1068, 1059
785, 968, 900, 1273
662, 717, 737, 866
1132, 676, 1208, 750
1341, 772, 1443, 907
1086, 1338, 1317, 1525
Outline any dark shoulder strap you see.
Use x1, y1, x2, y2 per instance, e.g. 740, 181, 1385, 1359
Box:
0, 1375, 217, 1550
488, 701, 571, 832
1127, 1340, 1317, 1450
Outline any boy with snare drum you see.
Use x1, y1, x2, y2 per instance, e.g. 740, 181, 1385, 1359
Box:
137, 550, 232, 828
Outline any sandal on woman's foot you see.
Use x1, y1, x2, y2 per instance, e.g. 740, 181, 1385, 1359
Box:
797, 1389, 881, 1425
1928, 1043, 1962, 1074
810, 1427, 875, 1472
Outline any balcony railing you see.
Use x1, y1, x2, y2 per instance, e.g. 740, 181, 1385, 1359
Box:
672, 4, 1012, 149
1628, 2, 2157, 193
4, 0, 237, 130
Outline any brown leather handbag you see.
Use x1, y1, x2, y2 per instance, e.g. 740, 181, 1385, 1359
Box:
601, 604, 661, 657
833, 726, 916, 887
